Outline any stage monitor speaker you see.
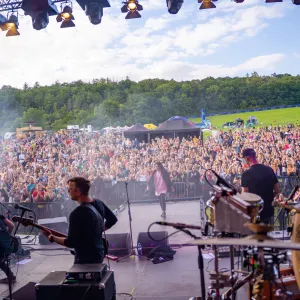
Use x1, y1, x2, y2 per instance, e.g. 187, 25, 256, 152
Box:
105, 233, 131, 256
137, 231, 168, 256
38, 217, 68, 245
35, 270, 115, 300
3, 282, 36, 300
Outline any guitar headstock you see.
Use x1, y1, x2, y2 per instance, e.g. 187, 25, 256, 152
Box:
12, 216, 34, 227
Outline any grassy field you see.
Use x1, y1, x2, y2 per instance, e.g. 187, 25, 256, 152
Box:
189, 107, 300, 128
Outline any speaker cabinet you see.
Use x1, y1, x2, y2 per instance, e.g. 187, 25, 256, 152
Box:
137, 231, 168, 256
105, 233, 131, 256
35, 271, 115, 300
38, 217, 68, 245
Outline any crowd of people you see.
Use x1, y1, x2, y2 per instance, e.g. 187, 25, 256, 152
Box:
0, 124, 300, 204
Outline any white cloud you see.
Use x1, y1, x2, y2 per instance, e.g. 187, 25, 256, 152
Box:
0, 0, 291, 88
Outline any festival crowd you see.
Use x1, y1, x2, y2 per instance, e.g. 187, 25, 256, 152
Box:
0, 124, 300, 204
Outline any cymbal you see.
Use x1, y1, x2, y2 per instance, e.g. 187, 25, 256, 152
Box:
192, 238, 300, 250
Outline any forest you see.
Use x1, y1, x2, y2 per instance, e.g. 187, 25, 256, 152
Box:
0, 72, 299, 131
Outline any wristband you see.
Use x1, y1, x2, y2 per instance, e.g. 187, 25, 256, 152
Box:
49, 235, 54, 243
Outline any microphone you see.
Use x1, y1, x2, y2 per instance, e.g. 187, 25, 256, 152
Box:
14, 204, 33, 213
286, 185, 299, 202
155, 221, 201, 230
210, 170, 237, 194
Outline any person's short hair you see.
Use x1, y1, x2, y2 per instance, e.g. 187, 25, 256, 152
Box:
242, 148, 256, 158
67, 177, 91, 196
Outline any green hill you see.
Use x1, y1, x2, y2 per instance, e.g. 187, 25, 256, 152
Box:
189, 107, 300, 128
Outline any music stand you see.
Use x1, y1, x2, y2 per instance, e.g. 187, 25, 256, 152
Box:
116, 182, 148, 262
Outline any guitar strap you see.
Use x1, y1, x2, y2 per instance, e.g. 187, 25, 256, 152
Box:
83, 203, 105, 231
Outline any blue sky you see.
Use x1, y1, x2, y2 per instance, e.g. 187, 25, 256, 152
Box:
0, 0, 299, 88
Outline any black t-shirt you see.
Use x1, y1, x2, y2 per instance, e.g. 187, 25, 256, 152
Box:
64, 199, 118, 264
241, 164, 278, 222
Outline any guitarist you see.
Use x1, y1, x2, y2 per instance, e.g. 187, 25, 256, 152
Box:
0, 214, 16, 283
42, 177, 118, 264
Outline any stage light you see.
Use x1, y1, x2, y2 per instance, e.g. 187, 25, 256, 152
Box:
76, 0, 110, 25
0, 14, 20, 37
166, 0, 183, 14
199, 0, 216, 9
121, 0, 143, 19
234, 0, 244, 3
56, 5, 75, 28
265, 0, 282, 2
292, 0, 300, 4
22, 0, 59, 30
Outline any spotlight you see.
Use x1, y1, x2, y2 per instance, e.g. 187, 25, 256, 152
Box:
57, 5, 75, 28
292, 0, 300, 4
166, 0, 183, 14
22, 0, 59, 30
265, 0, 282, 2
234, 0, 244, 3
199, 0, 216, 9
76, 0, 110, 25
0, 14, 20, 37
121, 0, 143, 19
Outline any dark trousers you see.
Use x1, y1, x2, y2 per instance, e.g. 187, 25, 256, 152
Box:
159, 193, 166, 212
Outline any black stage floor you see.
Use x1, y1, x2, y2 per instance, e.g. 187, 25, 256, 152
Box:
0, 201, 250, 299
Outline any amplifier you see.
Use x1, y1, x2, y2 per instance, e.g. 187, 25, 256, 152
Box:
218, 246, 240, 258
65, 264, 107, 282
35, 270, 116, 300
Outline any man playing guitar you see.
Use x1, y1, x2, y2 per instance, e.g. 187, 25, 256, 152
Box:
42, 177, 118, 264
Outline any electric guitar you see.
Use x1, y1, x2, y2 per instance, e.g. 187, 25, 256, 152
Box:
12, 216, 111, 257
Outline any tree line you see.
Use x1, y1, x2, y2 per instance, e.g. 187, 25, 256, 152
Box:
0, 72, 299, 132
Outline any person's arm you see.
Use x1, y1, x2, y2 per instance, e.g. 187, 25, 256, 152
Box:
273, 181, 280, 197
102, 202, 118, 230
4, 218, 14, 234
43, 209, 80, 247
241, 173, 249, 193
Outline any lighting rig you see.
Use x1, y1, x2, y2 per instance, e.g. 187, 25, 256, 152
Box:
0, 0, 299, 36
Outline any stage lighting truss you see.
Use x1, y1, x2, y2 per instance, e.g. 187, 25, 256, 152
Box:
121, 0, 143, 19
198, 0, 217, 10
0, 11, 20, 36
0, 0, 299, 34
56, 2, 75, 27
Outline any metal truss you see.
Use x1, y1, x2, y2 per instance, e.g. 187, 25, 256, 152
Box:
0, 0, 69, 12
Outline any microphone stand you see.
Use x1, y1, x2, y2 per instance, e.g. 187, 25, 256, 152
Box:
117, 182, 148, 262
0, 204, 22, 300
158, 223, 206, 300
3, 206, 32, 300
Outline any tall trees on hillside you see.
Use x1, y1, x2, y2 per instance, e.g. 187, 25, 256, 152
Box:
0, 73, 299, 131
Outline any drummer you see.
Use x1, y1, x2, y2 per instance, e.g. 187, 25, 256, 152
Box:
241, 148, 280, 224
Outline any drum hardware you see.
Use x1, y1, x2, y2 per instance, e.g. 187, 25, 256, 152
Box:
206, 185, 264, 236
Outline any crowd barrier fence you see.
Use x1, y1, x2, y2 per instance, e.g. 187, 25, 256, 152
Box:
0, 176, 298, 232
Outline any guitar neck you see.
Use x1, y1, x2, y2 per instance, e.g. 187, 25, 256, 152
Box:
33, 224, 67, 238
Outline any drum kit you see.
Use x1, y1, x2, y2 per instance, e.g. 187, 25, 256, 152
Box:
192, 181, 300, 300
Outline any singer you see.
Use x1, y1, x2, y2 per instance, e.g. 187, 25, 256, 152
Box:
241, 148, 280, 224
147, 162, 173, 219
